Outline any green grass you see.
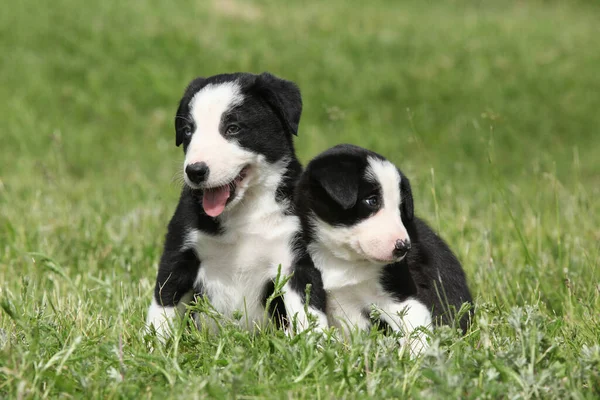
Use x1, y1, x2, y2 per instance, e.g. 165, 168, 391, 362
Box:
1, 0, 600, 398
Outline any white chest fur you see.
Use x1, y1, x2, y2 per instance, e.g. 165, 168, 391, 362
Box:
186, 211, 299, 329
310, 243, 432, 354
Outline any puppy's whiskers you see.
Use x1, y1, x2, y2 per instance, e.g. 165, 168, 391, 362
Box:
171, 170, 186, 186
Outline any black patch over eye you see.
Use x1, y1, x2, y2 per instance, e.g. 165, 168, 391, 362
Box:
363, 194, 380, 209
226, 124, 241, 135
184, 127, 193, 137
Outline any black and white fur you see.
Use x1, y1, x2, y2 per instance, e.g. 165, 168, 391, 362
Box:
296, 144, 472, 354
147, 72, 328, 339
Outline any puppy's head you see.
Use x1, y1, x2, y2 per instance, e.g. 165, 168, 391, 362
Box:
174, 72, 302, 217
300, 144, 414, 264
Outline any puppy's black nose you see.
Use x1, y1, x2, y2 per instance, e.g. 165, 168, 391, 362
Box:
185, 162, 209, 184
394, 239, 411, 258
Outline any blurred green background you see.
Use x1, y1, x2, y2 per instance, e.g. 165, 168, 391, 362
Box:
1, 0, 599, 397
3, 0, 600, 184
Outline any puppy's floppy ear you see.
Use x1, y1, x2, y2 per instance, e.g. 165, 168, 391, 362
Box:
399, 172, 414, 221
310, 158, 359, 210
255, 72, 302, 135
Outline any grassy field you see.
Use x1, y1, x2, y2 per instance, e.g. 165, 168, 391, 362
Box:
1, 0, 600, 397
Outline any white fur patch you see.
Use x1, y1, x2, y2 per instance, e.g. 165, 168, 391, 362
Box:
282, 283, 329, 333
146, 293, 192, 341
184, 82, 255, 189
378, 298, 431, 357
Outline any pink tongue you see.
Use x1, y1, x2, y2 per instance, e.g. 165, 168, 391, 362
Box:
202, 186, 231, 217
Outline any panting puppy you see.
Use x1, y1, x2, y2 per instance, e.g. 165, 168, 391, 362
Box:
146, 72, 328, 339
295, 144, 472, 353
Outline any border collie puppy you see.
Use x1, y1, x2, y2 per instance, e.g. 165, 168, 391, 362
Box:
295, 144, 472, 352
147, 72, 328, 339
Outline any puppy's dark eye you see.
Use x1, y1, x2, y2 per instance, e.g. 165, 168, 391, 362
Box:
184, 127, 193, 137
226, 124, 241, 135
363, 195, 380, 208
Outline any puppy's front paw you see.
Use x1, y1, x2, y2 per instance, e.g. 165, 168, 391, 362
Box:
145, 300, 178, 344
398, 329, 429, 359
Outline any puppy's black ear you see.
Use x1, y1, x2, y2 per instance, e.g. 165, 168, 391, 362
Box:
310, 159, 359, 210
399, 172, 414, 221
255, 72, 302, 135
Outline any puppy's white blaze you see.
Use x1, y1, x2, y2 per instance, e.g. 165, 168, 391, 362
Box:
184, 82, 254, 187
358, 157, 410, 261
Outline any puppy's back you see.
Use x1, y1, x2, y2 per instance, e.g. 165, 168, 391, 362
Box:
403, 216, 473, 332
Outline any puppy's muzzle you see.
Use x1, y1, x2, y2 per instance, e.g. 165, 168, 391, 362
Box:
393, 239, 411, 258
185, 162, 209, 185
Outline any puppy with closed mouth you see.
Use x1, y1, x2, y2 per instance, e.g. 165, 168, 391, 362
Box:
295, 144, 472, 354
146, 72, 328, 339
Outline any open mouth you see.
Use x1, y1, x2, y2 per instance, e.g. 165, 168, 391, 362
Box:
202, 165, 250, 217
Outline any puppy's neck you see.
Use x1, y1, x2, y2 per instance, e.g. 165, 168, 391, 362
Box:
307, 241, 384, 290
